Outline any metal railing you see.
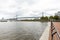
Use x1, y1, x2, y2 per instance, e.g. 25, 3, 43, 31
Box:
51, 21, 60, 40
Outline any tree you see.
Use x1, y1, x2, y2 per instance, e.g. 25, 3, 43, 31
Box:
49, 16, 54, 19
40, 16, 49, 21
53, 15, 59, 20
44, 16, 48, 20
40, 17, 45, 20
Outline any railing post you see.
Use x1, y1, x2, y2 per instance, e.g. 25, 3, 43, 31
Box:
51, 20, 53, 40
50, 20, 60, 40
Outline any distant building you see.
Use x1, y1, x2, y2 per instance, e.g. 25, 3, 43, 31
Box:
0, 17, 7, 22
55, 11, 60, 18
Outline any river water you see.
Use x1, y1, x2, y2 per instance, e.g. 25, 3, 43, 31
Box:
0, 21, 50, 40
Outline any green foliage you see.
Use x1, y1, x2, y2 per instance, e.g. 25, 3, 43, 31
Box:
44, 16, 48, 20
49, 16, 54, 19
40, 15, 59, 21
53, 15, 59, 20
40, 16, 49, 21
40, 17, 45, 20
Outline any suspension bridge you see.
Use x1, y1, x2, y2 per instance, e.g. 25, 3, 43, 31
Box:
15, 9, 59, 20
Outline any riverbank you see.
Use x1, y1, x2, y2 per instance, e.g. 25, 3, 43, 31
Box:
39, 25, 50, 40
20, 20, 60, 22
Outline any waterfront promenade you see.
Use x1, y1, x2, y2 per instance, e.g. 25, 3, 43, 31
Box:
39, 22, 60, 40
53, 22, 60, 35
49, 22, 60, 40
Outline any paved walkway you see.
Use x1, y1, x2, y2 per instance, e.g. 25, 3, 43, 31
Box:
53, 22, 60, 40
49, 22, 60, 40
53, 22, 60, 34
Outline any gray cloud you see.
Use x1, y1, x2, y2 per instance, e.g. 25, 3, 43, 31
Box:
15, 0, 39, 5
0, 0, 60, 18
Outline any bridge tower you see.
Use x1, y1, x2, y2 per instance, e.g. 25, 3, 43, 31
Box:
42, 12, 44, 17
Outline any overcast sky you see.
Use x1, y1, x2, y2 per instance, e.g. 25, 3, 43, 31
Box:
0, 0, 60, 18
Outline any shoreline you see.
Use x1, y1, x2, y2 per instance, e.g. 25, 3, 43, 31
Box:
39, 25, 50, 40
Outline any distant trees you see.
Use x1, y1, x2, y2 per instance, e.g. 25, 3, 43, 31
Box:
53, 15, 59, 20
40, 16, 49, 21
49, 16, 54, 21
44, 16, 49, 20
40, 17, 45, 20
40, 15, 59, 21
49, 16, 54, 19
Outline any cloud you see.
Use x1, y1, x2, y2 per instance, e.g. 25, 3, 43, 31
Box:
16, 0, 60, 17
0, 0, 18, 18
0, 0, 60, 18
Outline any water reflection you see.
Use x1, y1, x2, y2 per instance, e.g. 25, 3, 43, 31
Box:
0, 22, 50, 40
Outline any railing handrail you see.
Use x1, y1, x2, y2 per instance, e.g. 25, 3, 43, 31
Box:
51, 21, 60, 40
53, 25, 60, 38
